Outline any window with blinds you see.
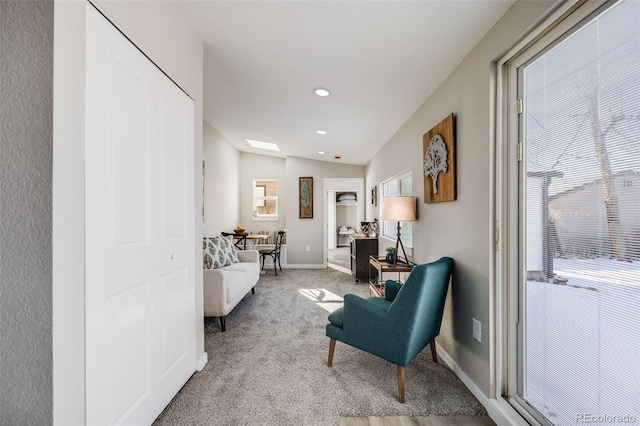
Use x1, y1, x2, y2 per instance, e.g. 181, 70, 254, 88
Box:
519, 1, 640, 424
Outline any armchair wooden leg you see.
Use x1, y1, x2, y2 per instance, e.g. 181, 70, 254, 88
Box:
397, 365, 405, 403
327, 338, 336, 367
430, 339, 438, 363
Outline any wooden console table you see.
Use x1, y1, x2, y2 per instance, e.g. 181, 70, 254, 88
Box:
350, 236, 378, 282
368, 256, 415, 298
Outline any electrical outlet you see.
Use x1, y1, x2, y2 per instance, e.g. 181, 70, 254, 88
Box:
473, 318, 482, 342
305, 245, 310, 252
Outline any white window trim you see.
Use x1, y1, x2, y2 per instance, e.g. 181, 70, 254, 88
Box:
252, 179, 279, 222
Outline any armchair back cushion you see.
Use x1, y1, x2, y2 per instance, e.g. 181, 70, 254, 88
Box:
387, 257, 453, 364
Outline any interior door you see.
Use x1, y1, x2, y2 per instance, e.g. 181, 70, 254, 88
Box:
328, 192, 336, 249
85, 6, 195, 425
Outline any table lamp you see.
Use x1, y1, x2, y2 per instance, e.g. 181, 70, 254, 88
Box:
379, 196, 416, 265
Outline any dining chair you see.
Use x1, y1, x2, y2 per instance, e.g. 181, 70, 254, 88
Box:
259, 230, 286, 275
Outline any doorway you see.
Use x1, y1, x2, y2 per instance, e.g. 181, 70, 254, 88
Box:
323, 178, 365, 273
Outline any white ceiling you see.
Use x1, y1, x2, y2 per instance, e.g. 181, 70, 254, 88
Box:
181, 1, 514, 165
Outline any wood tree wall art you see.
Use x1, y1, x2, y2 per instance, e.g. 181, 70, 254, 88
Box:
423, 113, 456, 203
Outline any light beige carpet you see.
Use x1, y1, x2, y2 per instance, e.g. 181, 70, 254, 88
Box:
154, 269, 489, 425
340, 415, 495, 426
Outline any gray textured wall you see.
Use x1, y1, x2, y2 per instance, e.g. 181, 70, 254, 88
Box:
364, 0, 556, 395
0, 1, 54, 423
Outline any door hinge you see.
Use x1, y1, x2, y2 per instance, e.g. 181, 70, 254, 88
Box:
517, 143, 523, 162
517, 99, 523, 115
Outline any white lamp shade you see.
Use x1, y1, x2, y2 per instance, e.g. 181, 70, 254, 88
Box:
380, 196, 416, 222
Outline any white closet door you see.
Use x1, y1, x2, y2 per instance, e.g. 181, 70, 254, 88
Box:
85, 6, 195, 425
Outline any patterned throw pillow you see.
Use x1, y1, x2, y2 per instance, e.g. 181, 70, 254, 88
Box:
203, 236, 239, 269
223, 236, 239, 264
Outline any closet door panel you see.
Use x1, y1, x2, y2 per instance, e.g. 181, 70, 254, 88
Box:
86, 8, 155, 425
108, 55, 150, 248
158, 268, 189, 377
86, 6, 195, 425
153, 65, 195, 386
106, 282, 152, 423
151, 66, 195, 393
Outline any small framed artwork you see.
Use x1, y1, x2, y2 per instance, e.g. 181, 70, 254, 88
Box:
299, 177, 313, 218
371, 186, 377, 206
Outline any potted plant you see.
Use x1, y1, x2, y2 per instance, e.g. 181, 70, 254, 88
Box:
385, 247, 396, 263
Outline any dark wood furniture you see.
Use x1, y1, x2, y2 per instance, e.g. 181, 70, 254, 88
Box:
221, 232, 248, 249
349, 236, 378, 282
368, 256, 415, 297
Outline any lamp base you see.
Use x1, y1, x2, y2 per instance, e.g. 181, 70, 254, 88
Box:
393, 221, 410, 266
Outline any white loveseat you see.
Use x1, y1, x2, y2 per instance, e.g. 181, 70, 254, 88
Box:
203, 249, 260, 331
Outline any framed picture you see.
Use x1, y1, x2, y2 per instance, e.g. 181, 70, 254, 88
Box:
423, 113, 456, 203
371, 186, 377, 206
299, 177, 313, 218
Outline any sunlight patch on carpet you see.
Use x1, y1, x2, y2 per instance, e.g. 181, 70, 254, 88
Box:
299, 288, 344, 312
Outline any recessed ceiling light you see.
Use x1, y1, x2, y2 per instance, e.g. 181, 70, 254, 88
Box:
314, 87, 330, 97
246, 139, 280, 152
317, 151, 325, 155
316, 129, 327, 135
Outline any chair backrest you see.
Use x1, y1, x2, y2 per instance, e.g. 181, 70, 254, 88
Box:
274, 230, 286, 253
387, 257, 454, 364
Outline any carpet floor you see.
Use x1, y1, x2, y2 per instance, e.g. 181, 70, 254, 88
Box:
153, 269, 487, 425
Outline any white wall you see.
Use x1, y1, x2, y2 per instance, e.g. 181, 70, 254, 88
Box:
0, 2, 53, 423
336, 204, 358, 231
203, 121, 240, 235
286, 157, 365, 265
52, 2, 204, 422
365, 0, 556, 396
239, 152, 287, 233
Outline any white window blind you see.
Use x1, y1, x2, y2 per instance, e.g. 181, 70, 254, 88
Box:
520, 1, 640, 424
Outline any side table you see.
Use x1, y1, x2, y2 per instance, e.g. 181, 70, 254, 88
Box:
368, 256, 415, 298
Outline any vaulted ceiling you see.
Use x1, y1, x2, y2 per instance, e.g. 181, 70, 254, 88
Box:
181, 1, 514, 165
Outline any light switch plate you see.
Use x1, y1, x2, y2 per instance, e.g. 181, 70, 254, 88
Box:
473, 318, 482, 342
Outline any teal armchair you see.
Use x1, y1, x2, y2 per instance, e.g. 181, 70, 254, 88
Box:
326, 257, 453, 403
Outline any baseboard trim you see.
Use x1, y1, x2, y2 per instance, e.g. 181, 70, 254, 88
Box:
435, 343, 528, 426
196, 352, 208, 372
284, 264, 325, 269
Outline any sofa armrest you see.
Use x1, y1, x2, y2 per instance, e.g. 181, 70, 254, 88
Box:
203, 268, 228, 316
237, 249, 259, 263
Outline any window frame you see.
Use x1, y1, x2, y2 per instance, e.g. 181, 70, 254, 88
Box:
495, 1, 622, 425
252, 178, 279, 222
